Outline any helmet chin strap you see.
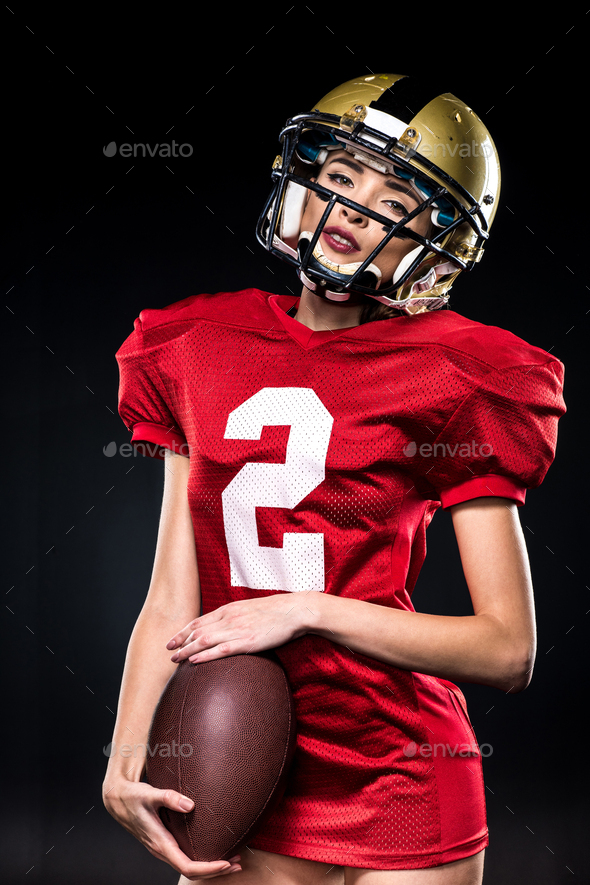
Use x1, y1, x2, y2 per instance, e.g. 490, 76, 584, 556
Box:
298, 268, 352, 301
300, 249, 459, 310
297, 231, 382, 301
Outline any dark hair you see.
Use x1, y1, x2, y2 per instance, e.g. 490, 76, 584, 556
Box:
358, 298, 404, 324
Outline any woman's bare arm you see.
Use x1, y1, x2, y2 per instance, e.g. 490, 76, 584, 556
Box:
104, 448, 200, 783
306, 498, 536, 692
102, 448, 239, 878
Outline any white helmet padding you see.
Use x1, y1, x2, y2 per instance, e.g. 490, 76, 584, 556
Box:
278, 180, 309, 242
392, 245, 423, 284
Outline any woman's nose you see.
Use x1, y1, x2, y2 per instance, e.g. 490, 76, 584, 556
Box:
337, 203, 369, 226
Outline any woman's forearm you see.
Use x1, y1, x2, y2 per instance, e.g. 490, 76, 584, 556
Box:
304, 594, 531, 692
103, 603, 193, 786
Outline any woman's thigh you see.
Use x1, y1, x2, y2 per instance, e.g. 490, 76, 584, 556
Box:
178, 847, 485, 885
177, 847, 345, 884
344, 849, 485, 885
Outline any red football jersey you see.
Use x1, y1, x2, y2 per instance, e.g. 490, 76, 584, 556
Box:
116, 288, 565, 870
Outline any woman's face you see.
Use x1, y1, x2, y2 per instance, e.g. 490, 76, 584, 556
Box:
298, 150, 433, 285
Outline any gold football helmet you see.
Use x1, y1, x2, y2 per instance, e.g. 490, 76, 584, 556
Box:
256, 73, 500, 314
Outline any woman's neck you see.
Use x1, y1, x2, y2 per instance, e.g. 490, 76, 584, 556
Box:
293, 285, 364, 331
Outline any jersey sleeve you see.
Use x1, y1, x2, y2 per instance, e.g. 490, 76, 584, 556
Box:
115, 317, 189, 460
412, 357, 565, 508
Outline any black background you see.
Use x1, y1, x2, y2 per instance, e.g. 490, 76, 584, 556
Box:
1, 2, 586, 883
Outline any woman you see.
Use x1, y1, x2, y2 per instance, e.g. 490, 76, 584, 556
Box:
103, 74, 565, 884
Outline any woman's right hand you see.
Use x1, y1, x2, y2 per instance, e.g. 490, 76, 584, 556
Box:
102, 778, 242, 879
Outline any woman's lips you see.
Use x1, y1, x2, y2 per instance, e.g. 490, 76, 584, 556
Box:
322, 227, 360, 254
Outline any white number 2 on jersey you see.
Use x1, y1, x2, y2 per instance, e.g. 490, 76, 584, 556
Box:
221, 387, 334, 593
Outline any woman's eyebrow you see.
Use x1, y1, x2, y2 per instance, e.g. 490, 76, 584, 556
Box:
383, 179, 422, 204
325, 156, 365, 175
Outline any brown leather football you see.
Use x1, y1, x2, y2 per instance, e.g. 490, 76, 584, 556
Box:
145, 650, 297, 862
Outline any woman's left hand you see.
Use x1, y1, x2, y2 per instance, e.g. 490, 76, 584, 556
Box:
166, 595, 310, 663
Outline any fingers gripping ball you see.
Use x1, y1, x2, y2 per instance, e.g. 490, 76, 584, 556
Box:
145, 651, 297, 862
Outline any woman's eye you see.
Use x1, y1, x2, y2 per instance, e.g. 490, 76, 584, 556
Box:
326, 173, 353, 187
385, 200, 408, 216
